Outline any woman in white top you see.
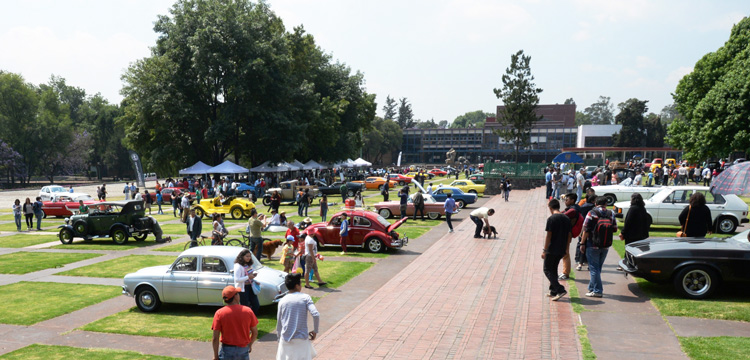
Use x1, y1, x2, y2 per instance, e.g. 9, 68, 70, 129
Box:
233, 249, 260, 314
12, 199, 22, 232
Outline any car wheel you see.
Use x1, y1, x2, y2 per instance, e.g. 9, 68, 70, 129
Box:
59, 228, 74, 244
366, 237, 384, 253
399, 181, 405, 186
242, 190, 250, 197
673, 266, 719, 299
194, 207, 205, 218
716, 216, 737, 234
469, 190, 477, 194
604, 194, 617, 206
378, 185, 384, 191
230, 206, 244, 220
347, 190, 355, 197
378, 208, 392, 218
133, 233, 148, 241
135, 286, 162, 312
73, 220, 88, 237
111, 227, 129, 245
428, 212, 440, 220
262, 197, 271, 206
457, 200, 466, 209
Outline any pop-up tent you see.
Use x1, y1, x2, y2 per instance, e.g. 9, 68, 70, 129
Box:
291, 160, 309, 170
179, 161, 212, 175
206, 160, 249, 174
250, 161, 276, 173
304, 160, 327, 170
353, 157, 372, 167
552, 152, 584, 164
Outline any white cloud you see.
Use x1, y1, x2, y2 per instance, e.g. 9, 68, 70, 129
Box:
572, 0, 656, 23
699, 11, 747, 32
635, 55, 655, 69
666, 66, 693, 84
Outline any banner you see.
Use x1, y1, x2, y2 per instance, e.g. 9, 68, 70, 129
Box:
128, 151, 146, 188
397, 151, 402, 167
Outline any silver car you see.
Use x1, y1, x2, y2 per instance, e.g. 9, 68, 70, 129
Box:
122, 246, 287, 312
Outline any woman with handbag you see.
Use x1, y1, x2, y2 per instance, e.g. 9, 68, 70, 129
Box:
678, 192, 713, 237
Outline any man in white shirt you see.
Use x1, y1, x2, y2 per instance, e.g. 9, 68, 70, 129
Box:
701, 166, 711, 186
469, 207, 495, 239
425, 183, 433, 194
575, 168, 585, 201
632, 170, 643, 187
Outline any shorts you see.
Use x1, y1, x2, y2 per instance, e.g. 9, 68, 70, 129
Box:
277, 338, 316, 360
284, 258, 294, 269
304, 255, 318, 274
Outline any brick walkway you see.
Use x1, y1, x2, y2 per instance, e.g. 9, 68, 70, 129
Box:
314, 188, 581, 359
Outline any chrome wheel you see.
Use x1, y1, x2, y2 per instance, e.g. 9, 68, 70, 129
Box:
718, 217, 736, 234
681, 269, 711, 297
379, 208, 391, 218
366, 238, 384, 253
136, 287, 161, 312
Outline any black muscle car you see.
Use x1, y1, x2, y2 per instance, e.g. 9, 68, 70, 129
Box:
619, 230, 750, 299
315, 180, 364, 197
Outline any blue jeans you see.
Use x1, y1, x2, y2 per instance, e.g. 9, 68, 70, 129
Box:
586, 247, 609, 294
576, 186, 583, 202
470, 215, 483, 237
302, 202, 309, 216
503, 190, 509, 201
14, 213, 22, 231
321, 208, 327, 222
219, 344, 249, 360
445, 212, 453, 231
35, 212, 43, 230
250, 237, 263, 261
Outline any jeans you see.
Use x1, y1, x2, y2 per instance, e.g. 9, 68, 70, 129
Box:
297, 201, 303, 216
173, 202, 179, 216
14, 213, 22, 231
219, 344, 249, 360
157, 201, 163, 215
503, 190, 509, 201
25, 214, 33, 228
413, 205, 424, 220
543, 253, 565, 295
340, 234, 348, 252
189, 232, 198, 248
574, 238, 586, 265
400, 204, 407, 219
446, 212, 453, 231
576, 186, 583, 202
470, 216, 483, 237
546, 182, 552, 198
586, 247, 609, 294
302, 203, 308, 217
551, 184, 559, 199
241, 284, 260, 315
250, 237, 263, 261
35, 212, 43, 230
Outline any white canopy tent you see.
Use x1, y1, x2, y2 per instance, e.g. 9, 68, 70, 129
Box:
278, 162, 301, 171
304, 160, 327, 170
206, 160, 249, 174
353, 157, 372, 167
291, 160, 310, 170
249, 161, 277, 173
179, 161, 212, 175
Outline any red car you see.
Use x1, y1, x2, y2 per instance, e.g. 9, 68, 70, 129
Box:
149, 187, 195, 203
42, 194, 100, 218
428, 169, 447, 176
301, 210, 408, 253
387, 174, 412, 186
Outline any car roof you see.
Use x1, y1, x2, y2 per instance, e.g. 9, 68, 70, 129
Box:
180, 245, 244, 259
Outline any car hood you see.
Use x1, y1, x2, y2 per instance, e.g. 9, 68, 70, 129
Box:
388, 217, 407, 232
627, 237, 740, 255
254, 266, 286, 286
127, 265, 171, 277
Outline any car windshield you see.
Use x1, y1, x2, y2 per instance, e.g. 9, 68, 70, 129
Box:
375, 215, 391, 228
50, 186, 66, 192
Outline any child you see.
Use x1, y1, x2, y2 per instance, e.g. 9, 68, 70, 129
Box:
281, 235, 296, 273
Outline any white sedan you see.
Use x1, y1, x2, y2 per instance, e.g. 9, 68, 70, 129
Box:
39, 185, 70, 201
122, 246, 287, 312
613, 186, 749, 234
592, 184, 664, 206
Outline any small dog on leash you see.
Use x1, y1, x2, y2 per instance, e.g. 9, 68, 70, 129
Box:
482, 225, 498, 239
262, 239, 284, 260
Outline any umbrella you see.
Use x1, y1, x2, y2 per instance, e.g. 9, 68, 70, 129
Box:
551, 152, 583, 164
710, 162, 750, 195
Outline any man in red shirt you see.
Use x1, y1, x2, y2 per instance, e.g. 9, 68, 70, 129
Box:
212, 286, 259, 360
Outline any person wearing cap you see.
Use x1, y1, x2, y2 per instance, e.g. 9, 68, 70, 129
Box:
282, 236, 296, 273
212, 286, 258, 360
277, 273, 320, 359
339, 213, 349, 255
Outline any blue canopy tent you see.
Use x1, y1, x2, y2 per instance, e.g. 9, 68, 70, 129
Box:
179, 161, 212, 175
552, 152, 584, 164
206, 160, 249, 174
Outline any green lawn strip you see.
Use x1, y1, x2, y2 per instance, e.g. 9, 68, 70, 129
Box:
0, 252, 102, 274
0, 344, 185, 360
0, 215, 16, 221
317, 249, 389, 259
678, 336, 750, 360
56, 255, 174, 278
577, 325, 597, 360
0, 222, 60, 232
49, 238, 161, 251
0, 282, 120, 325
153, 242, 198, 252
398, 226, 432, 241
159, 223, 190, 235
565, 271, 586, 314
0, 234, 59, 248
264, 260, 373, 289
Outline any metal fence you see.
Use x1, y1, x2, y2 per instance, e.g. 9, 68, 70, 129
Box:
483, 162, 547, 179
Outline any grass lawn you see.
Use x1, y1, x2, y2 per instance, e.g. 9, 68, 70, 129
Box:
152, 241, 197, 252
0, 215, 16, 221
0, 221, 59, 232
0, 344, 185, 360
398, 226, 432, 240
264, 260, 374, 288
0, 252, 101, 274
679, 337, 750, 360
49, 238, 161, 251
159, 223, 190, 235
318, 249, 389, 259
56, 255, 175, 278
0, 234, 59, 248
0, 282, 120, 325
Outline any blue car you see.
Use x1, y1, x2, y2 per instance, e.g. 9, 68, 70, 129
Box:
430, 186, 477, 209
236, 183, 259, 198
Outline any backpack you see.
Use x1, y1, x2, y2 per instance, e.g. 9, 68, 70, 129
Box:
571, 210, 584, 238
590, 209, 616, 248
32, 202, 41, 212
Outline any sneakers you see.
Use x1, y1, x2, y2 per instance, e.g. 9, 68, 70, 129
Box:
448, 229, 454, 233
546, 291, 554, 297
558, 274, 569, 280
551, 291, 567, 301
339, 252, 346, 255
585, 292, 603, 298
575, 264, 582, 271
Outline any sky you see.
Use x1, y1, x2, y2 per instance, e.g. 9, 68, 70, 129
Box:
1, 0, 748, 124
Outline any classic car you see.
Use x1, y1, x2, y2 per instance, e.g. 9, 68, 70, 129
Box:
387, 174, 413, 186
39, 185, 84, 201
301, 209, 408, 253
613, 186, 749, 234
149, 187, 193, 203
122, 246, 287, 312
431, 186, 477, 209
591, 184, 664, 206
262, 180, 318, 205
584, 166, 598, 179
373, 193, 447, 220
449, 180, 485, 194
192, 196, 256, 219
43, 194, 100, 218
58, 200, 155, 245
468, 174, 485, 184
619, 229, 750, 299
235, 183, 258, 198
315, 180, 364, 197
428, 169, 447, 176
351, 177, 398, 191
405, 172, 434, 180
650, 158, 664, 172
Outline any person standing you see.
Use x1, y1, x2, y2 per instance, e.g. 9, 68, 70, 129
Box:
233, 249, 260, 315
319, 195, 329, 222
503, 179, 512, 202
469, 207, 495, 239
576, 168, 585, 201
398, 188, 408, 219
552, 169, 563, 200
580, 197, 617, 297
412, 190, 425, 221
33, 197, 44, 231
678, 192, 713, 237
156, 191, 164, 215
618, 193, 651, 270
558, 194, 582, 280
172, 193, 180, 217
123, 183, 130, 200
277, 273, 320, 359
246, 209, 265, 262
101, 184, 107, 200
181, 194, 191, 222
23, 198, 34, 231
301, 189, 310, 217
339, 183, 348, 201
12, 199, 22, 232
144, 190, 152, 214
339, 213, 349, 255
186, 208, 202, 248
96, 186, 102, 200
211, 286, 258, 360
545, 168, 553, 199
304, 232, 326, 289
444, 192, 457, 233
702, 166, 711, 186
543, 199, 571, 301
382, 178, 390, 202
130, 183, 137, 199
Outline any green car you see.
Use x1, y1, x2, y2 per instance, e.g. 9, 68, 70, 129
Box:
58, 200, 154, 245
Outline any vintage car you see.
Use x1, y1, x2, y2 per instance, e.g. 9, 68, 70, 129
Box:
351, 177, 398, 191
449, 179, 485, 194
613, 186, 749, 234
431, 186, 477, 209
122, 246, 287, 312
315, 180, 364, 197
58, 200, 154, 245
591, 184, 664, 206
387, 174, 413, 186
374, 193, 447, 220
192, 196, 256, 219
149, 187, 193, 203
39, 185, 86, 202
650, 158, 664, 172
262, 180, 318, 205
301, 209, 408, 253
619, 229, 750, 299
43, 194, 99, 218
428, 169, 447, 176
405, 172, 434, 180
235, 183, 258, 198
468, 174, 485, 184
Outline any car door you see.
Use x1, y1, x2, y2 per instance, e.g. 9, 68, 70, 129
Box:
197, 256, 232, 303
698, 190, 725, 223
318, 216, 342, 245
350, 215, 370, 245
657, 189, 692, 225
162, 256, 199, 303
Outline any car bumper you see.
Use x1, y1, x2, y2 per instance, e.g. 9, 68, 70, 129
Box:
389, 236, 409, 249
742, 218, 749, 224
122, 285, 133, 297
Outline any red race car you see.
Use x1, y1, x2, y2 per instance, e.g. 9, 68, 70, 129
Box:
428, 169, 447, 176
387, 174, 412, 186
301, 209, 408, 253
42, 194, 100, 218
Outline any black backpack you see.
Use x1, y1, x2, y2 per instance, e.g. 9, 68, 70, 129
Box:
590, 209, 616, 248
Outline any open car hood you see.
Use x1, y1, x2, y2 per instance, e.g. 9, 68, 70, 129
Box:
388, 217, 407, 232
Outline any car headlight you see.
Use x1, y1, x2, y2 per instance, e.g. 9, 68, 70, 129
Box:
65, 218, 70, 225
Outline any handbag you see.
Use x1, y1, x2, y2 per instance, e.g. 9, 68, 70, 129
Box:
676, 205, 691, 237
251, 281, 261, 295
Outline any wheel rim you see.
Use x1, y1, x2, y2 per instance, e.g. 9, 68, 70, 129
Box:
457, 201, 465, 209
379, 209, 390, 218
60, 230, 73, 242
113, 230, 126, 244
469, 190, 477, 194
428, 212, 439, 220
606, 196, 615, 205
232, 208, 242, 219
242, 191, 249, 197
195, 208, 204, 217
368, 239, 382, 252
74, 223, 85, 233
682, 269, 711, 296
140, 292, 154, 307
719, 219, 734, 233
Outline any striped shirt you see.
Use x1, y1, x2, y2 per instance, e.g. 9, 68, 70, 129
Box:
276, 292, 320, 342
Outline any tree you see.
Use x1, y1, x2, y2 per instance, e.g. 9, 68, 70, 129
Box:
362, 117, 402, 165
415, 118, 438, 129
644, 113, 667, 147
382, 95, 397, 120
670, 16, 750, 161
584, 96, 615, 124
34, 87, 75, 182
659, 103, 681, 126
493, 50, 543, 162
0, 71, 38, 184
450, 110, 494, 128
0, 141, 24, 183
575, 111, 592, 126
612, 98, 648, 147
437, 120, 448, 129
397, 97, 415, 129
564, 98, 575, 105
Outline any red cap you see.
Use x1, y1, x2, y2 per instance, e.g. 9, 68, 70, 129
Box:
222, 286, 241, 302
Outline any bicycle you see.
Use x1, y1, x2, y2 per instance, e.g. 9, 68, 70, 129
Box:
224, 231, 271, 250
183, 235, 210, 251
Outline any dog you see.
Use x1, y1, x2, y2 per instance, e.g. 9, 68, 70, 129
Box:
482, 225, 498, 239
262, 239, 284, 260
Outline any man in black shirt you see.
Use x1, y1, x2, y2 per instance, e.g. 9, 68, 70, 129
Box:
543, 199, 572, 301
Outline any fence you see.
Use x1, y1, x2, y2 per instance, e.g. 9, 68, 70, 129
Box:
483, 162, 547, 179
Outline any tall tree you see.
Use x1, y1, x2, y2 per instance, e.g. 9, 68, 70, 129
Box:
362, 117, 402, 165
34, 87, 75, 182
564, 98, 575, 105
397, 97, 415, 129
612, 98, 648, 147
0, 72, 37, 184
659, 103, 681, 125
437, 120, 449, 129
493, 50, 543, 162
382, 95, 397, 121
584, 96, 615, 124
575, 111, 592, 126
644, 113, 667, 147
450, 110, 494, 128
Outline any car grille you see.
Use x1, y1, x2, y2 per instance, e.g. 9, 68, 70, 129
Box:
625, 252, 636, 268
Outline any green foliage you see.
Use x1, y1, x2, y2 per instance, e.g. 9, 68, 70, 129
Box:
644, 113, 667, 147
382, 95, 397, 120
450, 110, 494, 128
493, 50, 543, 162
575, 111, 592, 126
0, 344, 185, 360
362, 117, 402, 165
415, 118, 439, 129
659, 103, 681, 126
563, 98, 575, 105
679, 337, 750, 360
613, 98, 648, 147
670, 16, 750, 161
583, 96, 615, 125
397, 97, 415, 129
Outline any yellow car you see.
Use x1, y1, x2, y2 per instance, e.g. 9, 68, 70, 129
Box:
406, 172, 434, 179
449, 180, 485, 194
192, 196, 256, 219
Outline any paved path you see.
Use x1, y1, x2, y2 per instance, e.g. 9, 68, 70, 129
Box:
313, 189, 581, 359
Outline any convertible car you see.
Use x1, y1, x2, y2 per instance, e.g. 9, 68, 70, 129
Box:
431, 186, 477, 209
373, 193, 447, 220
58, 200, 154, 245
43, 194, 99, 217
122, 246, 287, 312
192, 196, 256, 219
619, 229, 750, 299
301, 209, 408, 253
315, 180, 364, 197
592, 184, 663, 206
351, 177, 398, 191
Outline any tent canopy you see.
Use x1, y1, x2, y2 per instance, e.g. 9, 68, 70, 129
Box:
353, 157, 372, 167
249, 161, 276, 173
179, 161, 212, 175
552, 152, 584, 164
304, 160, 327, 170
291, 160, 310, 170
206, 160, 249, 174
